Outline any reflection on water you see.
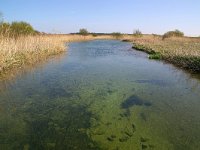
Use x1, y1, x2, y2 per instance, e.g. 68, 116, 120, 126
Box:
0, 40, 200, 150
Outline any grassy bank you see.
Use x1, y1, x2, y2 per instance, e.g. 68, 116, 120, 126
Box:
0, 34, 113, 77
130, 35, 200, 73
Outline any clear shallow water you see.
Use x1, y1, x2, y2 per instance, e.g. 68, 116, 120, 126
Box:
0, 40, 200, 150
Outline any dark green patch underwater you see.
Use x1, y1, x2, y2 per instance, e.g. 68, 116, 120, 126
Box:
121, 95, 152, 109
27, 104, 101, 150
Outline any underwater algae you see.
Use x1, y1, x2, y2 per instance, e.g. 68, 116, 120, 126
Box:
121, 95, 152, 109
0, 93, 100, 150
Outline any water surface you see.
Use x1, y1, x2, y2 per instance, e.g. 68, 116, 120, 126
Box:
0, 40, 200, 150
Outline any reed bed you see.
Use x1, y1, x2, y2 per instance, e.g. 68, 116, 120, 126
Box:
0, 35, 63, 74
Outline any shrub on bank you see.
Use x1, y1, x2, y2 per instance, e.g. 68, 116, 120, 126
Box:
133, 29, 142, 37
10, 21, 36, 37
112, 32, 123, 39
162, 29, 184, 40
0, 21, 37, 37
79, 28, 89, 36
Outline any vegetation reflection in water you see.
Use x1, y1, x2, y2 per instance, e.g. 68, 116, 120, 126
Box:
0, 40, 200, 150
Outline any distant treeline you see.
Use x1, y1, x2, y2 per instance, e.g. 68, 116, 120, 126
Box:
0, 19, 186, 40
71, 32, 112, 35
71, 28, 187, 40
71, 32, 139, 36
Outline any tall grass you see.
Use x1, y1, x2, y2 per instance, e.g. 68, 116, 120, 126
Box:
0, 35, 63, 72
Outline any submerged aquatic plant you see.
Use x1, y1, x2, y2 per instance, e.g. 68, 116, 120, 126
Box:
121, 95, 144, 109
121, 95, 152, 109
0, 97, 100, 149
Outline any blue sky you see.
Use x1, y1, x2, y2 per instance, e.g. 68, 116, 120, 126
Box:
1, 0, 200, 36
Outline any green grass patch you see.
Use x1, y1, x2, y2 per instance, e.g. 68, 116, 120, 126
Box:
133, 44, 162, 60
149, 52, 162, 60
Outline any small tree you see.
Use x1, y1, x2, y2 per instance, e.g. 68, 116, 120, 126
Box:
163, 29, 184, 40
112, 32, 123, 39
79, 28, 89, 36
133, 29, 142, 37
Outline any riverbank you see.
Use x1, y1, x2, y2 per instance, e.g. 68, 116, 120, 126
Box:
0, 34, 114, 78
1, 34, 200, 79
129, 35, 200, 73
